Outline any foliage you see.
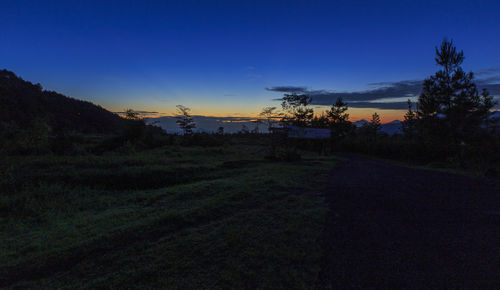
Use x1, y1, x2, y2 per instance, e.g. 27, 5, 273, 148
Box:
280, 93, 314, 126
259, 106, 282, 130
124, 108, 140, 120
311, 113, 329, 128
417, 39, 496, 143
175, 105, 196, 135
402, 99, 418, 138
369, 112, 381, 132
325, 97, 353, 138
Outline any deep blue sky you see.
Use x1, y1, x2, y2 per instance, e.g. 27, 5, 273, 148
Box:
2, 0, 499, 120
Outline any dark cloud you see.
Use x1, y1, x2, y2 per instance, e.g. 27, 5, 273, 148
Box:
266, 80, 422, 108
308, 80, 421, 105
266, 86, 308, 93
114, 110, 160, 115
348, 102, 410, 110
268, 76, 500, 109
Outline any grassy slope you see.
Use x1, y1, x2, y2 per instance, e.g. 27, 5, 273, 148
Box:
0, 145, 337, 288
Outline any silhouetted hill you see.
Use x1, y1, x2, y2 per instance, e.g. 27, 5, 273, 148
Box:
0, 69, 126, 134
353, 120, 369, 127
380, 120, 402, 135
353, 119, 402, 135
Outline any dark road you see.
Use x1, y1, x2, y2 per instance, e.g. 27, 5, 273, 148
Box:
320, 156, 500, 288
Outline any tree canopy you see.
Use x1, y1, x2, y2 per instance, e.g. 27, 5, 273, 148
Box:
175, 105, 196, 135
417, 39, 496, 142
280, 93, 314, 126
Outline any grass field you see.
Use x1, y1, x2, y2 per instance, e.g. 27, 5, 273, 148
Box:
0, 144, 337, 288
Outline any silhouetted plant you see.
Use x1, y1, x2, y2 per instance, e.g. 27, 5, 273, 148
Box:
325, 97, 353, 138
311, 113, 329, 128
280, 93, 314, 126
124, 109, 140, 120
259, 106, 282, 130
369, 112, 381, 134
417, 39, 496, 143
402, 99, 418, 139
175, 105, 196, 135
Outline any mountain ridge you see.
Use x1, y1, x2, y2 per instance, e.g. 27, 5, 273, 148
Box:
0, 69, 127, 134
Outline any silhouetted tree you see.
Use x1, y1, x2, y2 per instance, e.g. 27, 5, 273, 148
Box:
369, 112, 381, 135
122, 108, 146, 141
124, 109, 140, 120
326, 97, 352, 138
311, 113, 329, 128
217, 126, 224, 135
175, 105, 196, 135
402, 99, 417, 138
280, 93, 313, 126
259, 106, 282, 130
417, 39, 496, 142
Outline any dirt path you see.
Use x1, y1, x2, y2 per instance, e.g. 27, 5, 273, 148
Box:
319, 155, 500, 288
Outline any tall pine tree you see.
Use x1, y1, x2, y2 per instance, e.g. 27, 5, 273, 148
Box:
402, 99, 417, 138
417, 39, 495, 143
326, 97, 352, 138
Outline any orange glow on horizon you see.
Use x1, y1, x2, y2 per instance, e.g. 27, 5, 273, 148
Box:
109, 105, 406, 123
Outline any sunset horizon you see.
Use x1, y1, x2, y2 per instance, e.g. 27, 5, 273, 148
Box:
3, 1, 499, 124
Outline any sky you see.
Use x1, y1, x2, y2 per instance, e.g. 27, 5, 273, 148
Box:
1, 0, 500, 122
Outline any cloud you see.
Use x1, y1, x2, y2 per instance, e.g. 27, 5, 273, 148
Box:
114, 110, 160, 116
348, 102, 411, 110
267, 75, 500, 109
266, 86, 308, 93
267, 81, 421, 107
311, 80, 422, 105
